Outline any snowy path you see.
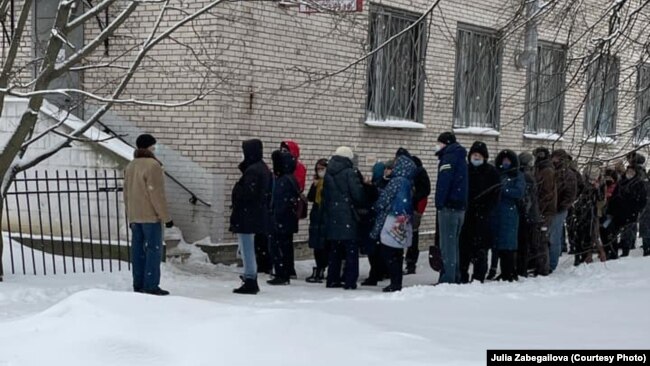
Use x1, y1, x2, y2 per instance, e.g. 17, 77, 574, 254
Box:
1, 247, 649, 366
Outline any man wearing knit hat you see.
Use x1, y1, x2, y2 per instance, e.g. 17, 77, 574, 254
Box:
322, 146, 366, 289
124, 134, 173, 296
434, 132, 468, 284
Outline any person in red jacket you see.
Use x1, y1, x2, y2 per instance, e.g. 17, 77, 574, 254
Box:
281, 140, 307, 193
280, 140, 306, 278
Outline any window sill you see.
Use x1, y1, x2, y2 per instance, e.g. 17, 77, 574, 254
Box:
523, 133, 564, 142
364, 120, 426, 130
584, 136, 616, 145
453, 127, 500, 137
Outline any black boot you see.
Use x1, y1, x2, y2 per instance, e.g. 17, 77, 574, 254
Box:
144, 287, 170, 296
306, 267, 325, 283
404, 266, 416, 275
382, 284, 402, 292
233, 278, 260, 295
267, 276, 290, 286
361, 276, 378, 286
486, 268, 497, 281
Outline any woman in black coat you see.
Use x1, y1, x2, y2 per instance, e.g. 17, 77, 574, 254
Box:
306, 159, 329, 283
230, 139, 273, 295
267, 150, 300, 285
323, 147, 366, 289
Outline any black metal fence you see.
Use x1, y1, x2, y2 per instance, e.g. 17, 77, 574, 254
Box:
2, 170, 130, 275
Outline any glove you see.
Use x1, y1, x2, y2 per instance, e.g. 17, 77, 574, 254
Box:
165, 221, 174, 228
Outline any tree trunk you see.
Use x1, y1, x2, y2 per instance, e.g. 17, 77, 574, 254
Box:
0, 198, 4, 281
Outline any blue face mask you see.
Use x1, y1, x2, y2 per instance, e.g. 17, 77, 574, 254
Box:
502, 162, 511, 170
471, 159, 484, 167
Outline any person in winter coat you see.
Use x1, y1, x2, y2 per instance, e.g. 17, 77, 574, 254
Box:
568, 165, 607, 266
516, 152, 542, 277
360, 161, 390, 286
619, 153, 647, 253
230, 139, 273, 295
603, 164, 648, 259
459, 141, 500, 283
405, 155, 432, 275
323, 146, 367, 289
640, 167, 650, 257
280, 140, 306, 278
124, 134, 173, 296
306, 159, 329, 283
531, 147, 556, 276
371, 155, 417, 292
280, 140, 307, 192
493, 150, 526, 281
548, 149, 578, 272
565, 158, 585, 254
435, 132, 468, 284
267, 150, 300, 285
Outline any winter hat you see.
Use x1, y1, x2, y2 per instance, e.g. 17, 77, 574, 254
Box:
551, 149, 571, 161
395, 147, 412, 159
334, 146, 354, 160
469, 141, 489, 160
518, 152, 534, 167
136, 134, 156, 149
437, 132, 457, 145
533, 147, 550, 161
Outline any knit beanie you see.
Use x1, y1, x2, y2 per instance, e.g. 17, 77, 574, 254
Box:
136, 134, 157, 149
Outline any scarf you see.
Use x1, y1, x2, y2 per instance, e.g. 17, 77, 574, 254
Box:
315, 178, 324, 206
134, 148, 163, 166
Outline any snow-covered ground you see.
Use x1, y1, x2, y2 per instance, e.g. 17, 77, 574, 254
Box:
1, 239, 649, 366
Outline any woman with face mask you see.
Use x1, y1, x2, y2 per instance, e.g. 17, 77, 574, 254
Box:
458, 141, 500, 283
306, 159, 329, 283
492, 150, 526, 282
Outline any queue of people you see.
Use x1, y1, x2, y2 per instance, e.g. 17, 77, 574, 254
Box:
228, 133, 650, 295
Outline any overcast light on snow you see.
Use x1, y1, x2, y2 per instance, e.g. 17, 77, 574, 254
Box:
1, 238, 649, 366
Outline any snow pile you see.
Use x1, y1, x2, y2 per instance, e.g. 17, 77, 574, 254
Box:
1, 243, 650, 365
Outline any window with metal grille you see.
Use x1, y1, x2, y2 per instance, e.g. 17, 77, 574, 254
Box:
525, 43, 566, 134
366, 5, 426, 123
453, 25, 501, 129
584, 55, 619, 137
635, 64, 650, 143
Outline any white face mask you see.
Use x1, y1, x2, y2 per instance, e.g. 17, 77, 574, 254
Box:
317, 170, 326, 179
149, 145, 156, 153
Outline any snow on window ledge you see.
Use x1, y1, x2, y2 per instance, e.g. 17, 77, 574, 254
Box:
453, 127, 500, 136
584, 136, 616, 145
364, 120, 426, 130
523, 132, 564, 142
634, 138, 650, 147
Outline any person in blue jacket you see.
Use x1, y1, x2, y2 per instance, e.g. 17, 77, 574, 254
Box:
434, 132, 468, 284
493, 149, 526, 282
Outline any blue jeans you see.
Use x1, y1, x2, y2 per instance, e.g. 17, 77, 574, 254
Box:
438, 208, 465, 284
549, 210, 568, 271
130, 223, 163, 291
238, 233, 257, 280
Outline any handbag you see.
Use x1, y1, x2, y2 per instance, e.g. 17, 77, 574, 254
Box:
296, 193, 308, 220
380, 214, 413, 248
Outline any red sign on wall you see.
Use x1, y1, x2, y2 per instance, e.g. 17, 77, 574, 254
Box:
298, 0, 363, 13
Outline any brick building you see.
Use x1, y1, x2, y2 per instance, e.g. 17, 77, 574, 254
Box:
2, 0, 650, 250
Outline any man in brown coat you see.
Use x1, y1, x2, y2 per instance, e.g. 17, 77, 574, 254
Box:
533, 147, 556, 276
124, 134, 173, 295
550, 149, 578, 271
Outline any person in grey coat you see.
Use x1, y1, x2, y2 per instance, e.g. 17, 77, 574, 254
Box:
323, 146, 367, 289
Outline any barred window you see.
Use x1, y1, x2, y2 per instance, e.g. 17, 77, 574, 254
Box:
584, 55, 619, 137
366, 5, 426, 123
525, 43, 566, 134
453, 25, 501, 129
635, 64, 650, 143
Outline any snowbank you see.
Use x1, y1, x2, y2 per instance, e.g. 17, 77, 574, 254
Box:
1, 244, 650, 365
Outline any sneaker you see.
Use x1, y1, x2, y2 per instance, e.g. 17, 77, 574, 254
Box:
144, 287, 170, 296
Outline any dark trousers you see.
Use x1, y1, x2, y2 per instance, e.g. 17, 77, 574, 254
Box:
405, 230, 420, 270
254, 234, 272, 273
130, 222, 163, 291
498, 250, 517, 281
619, 223, 637, 257
269, 233, 293, 280
367, 248, 387, 281
643, 238, 650, 256
381, 244, 404, 289
327, 240, 359, 287
314, 246, 329, 269
460, 247, 488, 283
517, 221, 538, 277
529, 221, 550, 276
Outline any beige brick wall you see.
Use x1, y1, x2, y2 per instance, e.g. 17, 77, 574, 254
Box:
3, 0, 648, 245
